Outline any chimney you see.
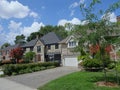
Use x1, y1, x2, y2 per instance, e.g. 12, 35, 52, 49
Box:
36, 35, 39, 39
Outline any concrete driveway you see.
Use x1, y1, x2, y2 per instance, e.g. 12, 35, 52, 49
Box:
5, 67, 80, 89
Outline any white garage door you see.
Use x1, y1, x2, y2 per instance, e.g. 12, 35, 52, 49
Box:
64, 57, 78, 67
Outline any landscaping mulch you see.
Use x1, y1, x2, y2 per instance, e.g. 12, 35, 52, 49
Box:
96, 81, 119, 87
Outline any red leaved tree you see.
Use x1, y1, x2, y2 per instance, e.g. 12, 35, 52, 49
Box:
90, 44, 112, 58
10, 47, 24, 63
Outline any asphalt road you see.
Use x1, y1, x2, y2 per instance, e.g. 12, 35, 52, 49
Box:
5, 67, 80, 89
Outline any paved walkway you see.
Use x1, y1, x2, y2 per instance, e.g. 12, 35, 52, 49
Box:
5, 67, 80, 89
0, 78, 36, 90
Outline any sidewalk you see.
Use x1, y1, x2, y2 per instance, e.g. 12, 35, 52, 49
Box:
0, 78, 37, 90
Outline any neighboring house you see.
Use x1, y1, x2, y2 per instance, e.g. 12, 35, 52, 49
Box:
59, 35, 79, 67
0, 44, 21, 61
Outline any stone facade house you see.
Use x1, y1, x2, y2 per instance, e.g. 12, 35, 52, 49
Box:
0, 32, 62, 63
22, 32, 62, 62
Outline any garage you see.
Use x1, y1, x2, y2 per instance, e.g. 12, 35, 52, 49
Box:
63, 57, 78, 67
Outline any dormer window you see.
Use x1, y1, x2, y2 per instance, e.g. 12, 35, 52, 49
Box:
68, 41, 77, 48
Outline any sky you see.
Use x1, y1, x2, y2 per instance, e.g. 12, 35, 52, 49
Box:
0, 0, 120, 46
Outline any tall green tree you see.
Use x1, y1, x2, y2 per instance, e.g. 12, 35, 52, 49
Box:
14, 34, 26, 44
39, 25, 68, 39
1, 43, 11, 49
27, 25, 68, 41
27, 32, 43, 42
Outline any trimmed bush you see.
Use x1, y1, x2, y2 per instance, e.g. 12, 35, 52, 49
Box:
82, 59, 103, 72
2, 62, 60, 76
82, 59, 102, 68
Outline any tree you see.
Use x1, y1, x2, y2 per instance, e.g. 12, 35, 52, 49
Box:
39, 25, 68, 39
14, 34, 26, 44
73, 0, 120, 84
1, 43, 10, 49
10, 47, 24, 63
24, 51, 35, 63
27, 32, 43, 41
27, 25, 68, 41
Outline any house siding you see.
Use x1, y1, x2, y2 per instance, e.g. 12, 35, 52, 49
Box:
33, 40, 45, 62
46, 44, 61, 54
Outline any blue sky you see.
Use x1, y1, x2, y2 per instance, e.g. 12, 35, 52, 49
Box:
0, 0, 120, 46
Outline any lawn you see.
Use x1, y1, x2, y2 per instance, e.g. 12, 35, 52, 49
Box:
38, 71, 120, 90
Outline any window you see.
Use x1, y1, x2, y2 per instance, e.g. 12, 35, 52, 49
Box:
37, 46, 41, 52
55, 44, 59, 49
48, 45, 51, 50
30, 47, 33, 51
68, 41, 77, 48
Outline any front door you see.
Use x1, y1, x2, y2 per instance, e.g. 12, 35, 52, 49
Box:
36, 54, 41, 62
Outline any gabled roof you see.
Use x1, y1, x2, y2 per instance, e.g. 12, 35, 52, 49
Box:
1, 44, 20, 51
59, 36, 70, 44
22, 39, 38, 47
59, 35, 76, 44
22, 32, 62, 48
41, 32, 62, 45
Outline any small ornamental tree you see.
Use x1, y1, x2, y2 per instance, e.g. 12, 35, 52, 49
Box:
10, 47, 24, 63
24, 51, 35, 63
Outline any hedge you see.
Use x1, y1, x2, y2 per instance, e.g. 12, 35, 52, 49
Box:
2, 62, 60, 76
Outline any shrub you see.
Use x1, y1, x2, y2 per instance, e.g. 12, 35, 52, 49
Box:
24, 51, 35, 63
33, 66, 41, 71
107, 63, 115, 69
2, 62, 60, 76
82, 59, 102, 68
3, 64, 13, 76
40, 67, 46, 70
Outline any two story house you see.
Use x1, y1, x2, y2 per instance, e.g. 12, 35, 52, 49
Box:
22, 32, 62, 62
0, 32, 62, 63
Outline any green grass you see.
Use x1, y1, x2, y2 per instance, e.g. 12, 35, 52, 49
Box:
38, 72, 120, 90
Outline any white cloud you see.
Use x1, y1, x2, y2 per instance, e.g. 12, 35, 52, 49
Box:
0, 0, 30, 19
79, 0, 85, 4
0, 21, 45, 45
8, 20, 22, 32
22, 22, 44, 36
58, 18, 81, 26
58, 17, 88, 26
102, 12, 117, 22
109, 12, 117, 22
69, 2, 79, 9
69, 0, 85, 9
0, 0, 38, 19
30, 12, 38, 18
